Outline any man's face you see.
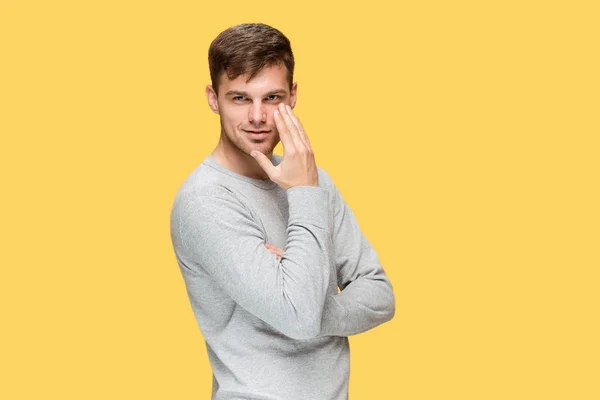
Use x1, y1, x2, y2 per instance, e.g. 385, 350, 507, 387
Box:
206, 63, 297, 158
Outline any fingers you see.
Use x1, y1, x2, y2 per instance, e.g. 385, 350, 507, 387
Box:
284, 105, 312, 151
269, 102, 319, 190
275, 103, 306, 152
274, 103, 313, 154
264, 243, 284, 258
251, 150, 275, 178
266, 247, 283, 259
273, 107, 295, 151
264, 243, 283, 254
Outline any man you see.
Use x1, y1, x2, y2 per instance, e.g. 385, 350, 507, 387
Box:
170, 23, 395, 400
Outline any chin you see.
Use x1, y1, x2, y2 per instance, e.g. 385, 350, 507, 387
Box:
248, 141, 277, 154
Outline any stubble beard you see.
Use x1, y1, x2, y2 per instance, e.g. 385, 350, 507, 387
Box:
223, 124, 280, 158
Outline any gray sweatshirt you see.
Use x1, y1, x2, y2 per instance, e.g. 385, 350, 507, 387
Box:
170, 153, 395, 400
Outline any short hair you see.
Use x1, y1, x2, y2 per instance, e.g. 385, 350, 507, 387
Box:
208, 23, 295, 95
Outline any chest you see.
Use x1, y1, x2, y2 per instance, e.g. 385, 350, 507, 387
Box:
237, 186, 339, 292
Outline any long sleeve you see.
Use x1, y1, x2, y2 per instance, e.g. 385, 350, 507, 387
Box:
174, 185, 334, 340
318, 179, 395, 337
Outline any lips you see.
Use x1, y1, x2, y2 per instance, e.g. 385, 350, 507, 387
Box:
244, 129, 271, 140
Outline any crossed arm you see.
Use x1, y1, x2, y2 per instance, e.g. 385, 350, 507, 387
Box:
176, 174, 394, 339
265, 178, 395, 337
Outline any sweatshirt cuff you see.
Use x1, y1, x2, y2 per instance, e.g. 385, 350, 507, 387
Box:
287, 186, 331, 230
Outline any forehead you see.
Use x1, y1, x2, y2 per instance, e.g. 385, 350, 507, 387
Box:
218, 63, 289, 96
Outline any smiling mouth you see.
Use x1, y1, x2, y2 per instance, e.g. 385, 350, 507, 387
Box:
243, 130, 271, 140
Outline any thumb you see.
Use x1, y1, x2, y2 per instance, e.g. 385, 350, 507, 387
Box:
251, 151, 275, 178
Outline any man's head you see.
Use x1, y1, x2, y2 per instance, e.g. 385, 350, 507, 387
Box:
206, 23, 297, 169
208, 23, 295, 96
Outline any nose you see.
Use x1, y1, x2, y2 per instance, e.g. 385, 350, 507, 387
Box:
248, 102, 267, 125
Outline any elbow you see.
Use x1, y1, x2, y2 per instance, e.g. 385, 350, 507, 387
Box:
385, 297, 396, 323
384, 286, 396, 322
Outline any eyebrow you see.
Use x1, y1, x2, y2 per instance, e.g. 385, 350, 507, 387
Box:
225, 89, 287, 97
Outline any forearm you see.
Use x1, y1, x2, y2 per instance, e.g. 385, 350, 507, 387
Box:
175, 186, 334, 340
277, 185, 335, 338
317, 174, 396, 336
318, 273, 395, 337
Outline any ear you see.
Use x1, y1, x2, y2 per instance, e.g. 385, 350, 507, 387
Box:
289, 82, 298, 109
206, 85, 219, 115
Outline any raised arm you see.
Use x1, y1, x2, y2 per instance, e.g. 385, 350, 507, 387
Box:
317, 175, 395, 337
173, 185, 334, 340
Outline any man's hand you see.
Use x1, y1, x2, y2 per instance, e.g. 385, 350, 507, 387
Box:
264, 242, 284, 260
251, 103, 319, 190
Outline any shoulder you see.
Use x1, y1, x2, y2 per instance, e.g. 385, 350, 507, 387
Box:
170, 183, 255, 252
173, 183, 245, 218
172, 157, 246, 207
171, 170, 249, 230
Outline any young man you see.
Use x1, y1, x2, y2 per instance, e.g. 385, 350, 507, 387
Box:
170, 23, 395, 400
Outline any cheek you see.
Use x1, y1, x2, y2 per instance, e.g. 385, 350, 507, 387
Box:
221, 107, 246, 126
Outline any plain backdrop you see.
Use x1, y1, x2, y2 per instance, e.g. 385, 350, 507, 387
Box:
1, 1, 598, 399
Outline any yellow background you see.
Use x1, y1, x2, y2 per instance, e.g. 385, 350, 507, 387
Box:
1, 0, 598, 398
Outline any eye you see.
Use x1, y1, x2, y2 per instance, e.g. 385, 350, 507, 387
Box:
232, 95, 246, 102
266, 95, 280, 101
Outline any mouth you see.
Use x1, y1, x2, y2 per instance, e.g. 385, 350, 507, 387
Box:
243, 129, 271, 140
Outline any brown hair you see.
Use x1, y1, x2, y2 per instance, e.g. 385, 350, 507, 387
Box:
208, 23, 295, 95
